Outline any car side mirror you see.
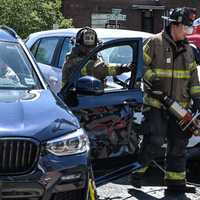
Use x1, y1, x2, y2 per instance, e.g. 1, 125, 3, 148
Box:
76, 75, 104, 95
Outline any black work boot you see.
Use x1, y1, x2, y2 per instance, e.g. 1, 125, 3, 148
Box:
129, 163, 147, 188
129, 172, 142, 188
164, 186, 184, 200
164, 185, 195, 199
165, 185, 196, 195
163, 192, 191, 200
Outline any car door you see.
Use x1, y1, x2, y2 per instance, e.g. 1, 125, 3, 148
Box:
60, 38, 143, 164
54, 37, 74, 91
30, 36, 73, 92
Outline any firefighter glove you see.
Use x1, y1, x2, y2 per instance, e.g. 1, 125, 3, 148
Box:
119, 63, 133, 73
151, 77, 161, 91
150, 77, 164, 100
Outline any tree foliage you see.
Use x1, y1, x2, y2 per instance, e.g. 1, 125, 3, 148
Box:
0, 0, 73, 38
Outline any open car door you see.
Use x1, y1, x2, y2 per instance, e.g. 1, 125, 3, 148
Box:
60, 38, 144, 170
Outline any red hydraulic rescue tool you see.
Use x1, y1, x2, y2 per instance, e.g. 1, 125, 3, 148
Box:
144, 79, 200, 136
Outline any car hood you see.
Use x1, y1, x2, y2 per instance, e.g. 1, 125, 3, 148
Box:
0, 89, 79, 141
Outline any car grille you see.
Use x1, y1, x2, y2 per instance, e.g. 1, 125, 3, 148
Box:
0, 138, 40, 175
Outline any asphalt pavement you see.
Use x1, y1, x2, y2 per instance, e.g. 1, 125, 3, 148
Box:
97, 166, 200, 200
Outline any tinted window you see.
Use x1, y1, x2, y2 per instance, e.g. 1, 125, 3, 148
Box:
35, 37, 59, 65
30, 39, 40, 56
58, 37, 73, 68
0, 41, 39, 89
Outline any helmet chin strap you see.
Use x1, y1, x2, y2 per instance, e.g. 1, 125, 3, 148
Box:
170, 25, 181, 42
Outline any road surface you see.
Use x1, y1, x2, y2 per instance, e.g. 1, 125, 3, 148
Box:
97, 165, 200, 200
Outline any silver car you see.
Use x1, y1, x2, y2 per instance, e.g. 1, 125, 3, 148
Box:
25, 28, 152, 93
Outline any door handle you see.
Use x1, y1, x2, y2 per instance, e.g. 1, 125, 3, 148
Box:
124, 98, 142, 111
123, 98, 137, 106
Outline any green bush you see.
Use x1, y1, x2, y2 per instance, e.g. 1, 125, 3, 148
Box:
0, 0, 73, 38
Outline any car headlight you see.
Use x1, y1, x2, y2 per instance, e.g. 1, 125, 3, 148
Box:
46, 128, 89, 156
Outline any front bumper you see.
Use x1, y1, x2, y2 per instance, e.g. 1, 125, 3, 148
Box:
0, 151, 89, 200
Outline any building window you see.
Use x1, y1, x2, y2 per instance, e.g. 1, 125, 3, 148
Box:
91, 13, 109, 28
142, 10, 153, 33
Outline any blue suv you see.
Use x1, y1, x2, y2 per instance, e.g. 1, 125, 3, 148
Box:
0, 26, 91, 200
5, 26, 146, 199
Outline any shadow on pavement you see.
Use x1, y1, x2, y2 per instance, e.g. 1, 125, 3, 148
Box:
128, 188, 159, 199
98, 163, 197, 200
128, 188, 192, 200
112, 165, 164, 187
98, 196, 131, 200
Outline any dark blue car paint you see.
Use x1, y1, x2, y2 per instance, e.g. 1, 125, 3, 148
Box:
0, 30, 17, 42
72, 89, 143, 110
59, 38, 144, 160
0, 152, 89, 198
0, 28, 90, 199
0, 90, 79, 141
0, 27, 145, 199
0, 88, 90, 199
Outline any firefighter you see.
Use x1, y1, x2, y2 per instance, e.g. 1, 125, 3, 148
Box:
130, 7, 200, 197
62, 27, 131, 87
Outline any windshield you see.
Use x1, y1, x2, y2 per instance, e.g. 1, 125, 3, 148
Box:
0, 41, 39, 89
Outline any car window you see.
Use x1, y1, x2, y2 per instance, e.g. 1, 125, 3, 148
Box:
35, 37, 60, 65
58, 36, 148, 69
81, 44, 135, 92
0, 41, 40, 89
100, 45, 133, 64
30, 39, 40, 56
58, 37, 73, 68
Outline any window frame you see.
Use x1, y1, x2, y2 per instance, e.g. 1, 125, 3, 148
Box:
31, 36, 63, 67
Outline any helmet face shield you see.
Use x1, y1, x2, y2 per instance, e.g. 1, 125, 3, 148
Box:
82, 30, 96, 46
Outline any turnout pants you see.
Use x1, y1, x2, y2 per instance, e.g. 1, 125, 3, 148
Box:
139, 107, 190, 187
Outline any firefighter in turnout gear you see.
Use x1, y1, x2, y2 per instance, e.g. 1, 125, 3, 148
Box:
62, 27, 131, 87
130, 7, 200, 196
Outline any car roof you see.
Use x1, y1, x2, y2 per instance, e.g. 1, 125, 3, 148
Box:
28, 28, 153, 40
187, 34, 200, 49
0, 29, 17, 42
187, 34, 200, 39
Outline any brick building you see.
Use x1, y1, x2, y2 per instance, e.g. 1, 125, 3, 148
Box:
62, 0, 200, 33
